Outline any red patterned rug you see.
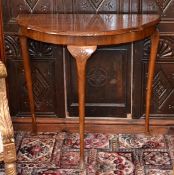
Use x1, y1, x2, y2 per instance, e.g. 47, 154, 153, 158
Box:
1, 132, 174, 175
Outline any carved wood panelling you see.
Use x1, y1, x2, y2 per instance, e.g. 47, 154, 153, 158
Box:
2, 0, 174, 119
144, 37, 174, 59
3, 0, 159, 24
4, 34, 19, 58
155, 0, 172, 12
155, 0, 174, 17
66, 46, 131, 117
5, 36, 65, 117
143, 36, 174, 117
163, 0, 174, 18
87, 67, 107, 88
153, 70, 173, 110
158, 0, 174, 34
142, 62, 174, 115
28, 40, 54, 58
142, 0, 174, 119
6, 60, 57, 116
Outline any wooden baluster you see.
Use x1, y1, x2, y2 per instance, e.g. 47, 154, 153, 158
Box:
67, 45, 97, 169
19, 36, 37, 134
145, 30, 160, 133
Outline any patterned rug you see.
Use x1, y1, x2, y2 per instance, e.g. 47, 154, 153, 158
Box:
1, 131, 174, 175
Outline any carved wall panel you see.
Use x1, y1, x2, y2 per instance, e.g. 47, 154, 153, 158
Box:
157, 0, 174, 34
144, 37, 174, 58
142, 62, 174, 116
3, 0, 174, 119
163, 0, 174, 18
155, 0, 172, 13
5, 33, 65, 117
4, 34, 19, 58
140, 0, 174, 118
66, 46, 131, 117
143, 36, 174, 117
4, 0, 158, 16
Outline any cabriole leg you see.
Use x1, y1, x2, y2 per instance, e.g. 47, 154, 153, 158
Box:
67, 45, 97, 169
145, 30, 160, 133
19, 36, 37, 134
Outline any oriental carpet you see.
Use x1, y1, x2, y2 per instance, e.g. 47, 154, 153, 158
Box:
1, 131, 174, 175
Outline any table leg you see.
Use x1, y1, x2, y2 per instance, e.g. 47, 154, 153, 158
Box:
145, 30, 160, 133
67, 45, 97, 169
19, 36, 37, 134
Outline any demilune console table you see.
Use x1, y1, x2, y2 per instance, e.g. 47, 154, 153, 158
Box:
17, 14, 160, 169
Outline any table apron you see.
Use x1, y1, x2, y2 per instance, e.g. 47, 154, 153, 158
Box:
18, 26, 157, 46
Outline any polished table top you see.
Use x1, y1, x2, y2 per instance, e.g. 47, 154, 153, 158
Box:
17, 14, 160, 45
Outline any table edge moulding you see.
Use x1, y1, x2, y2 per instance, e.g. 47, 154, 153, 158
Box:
16, 14, 160, 169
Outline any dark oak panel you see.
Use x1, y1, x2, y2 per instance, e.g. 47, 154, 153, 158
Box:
66, 45, 131, 117
142, 35, 174, 117
142, 61, 174, 117
5, 35, 65, 117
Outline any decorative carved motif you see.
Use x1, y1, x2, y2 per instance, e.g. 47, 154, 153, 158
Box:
88, 0, 105, 11
155, 0, 172, 12
144, 38, 174, 59
147, 0, 159, 11
17, 3, 26, 13
87, 67, 107, 87
67, 45, 97, 63
23, 66, 50, 110
168, 104, 174, 110
158, 38, 174, 58
22, 65, 51, 109
25, 0, 39, 13
144, 39, 152, 58
153, 70, 173, 110
28, 40, 54, 58
20, 64, 55, 113
103, 0, 114, 10
6, 0, 160, 20
4, 34, 19, 58
32, 66, 49, 109
39, 3, 49, 13
80, 0, 91, 10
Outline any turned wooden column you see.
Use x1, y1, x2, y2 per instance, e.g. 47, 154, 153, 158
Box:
19, 36, 37, 134
145, 30, 160, 133
67, 45, 97, 169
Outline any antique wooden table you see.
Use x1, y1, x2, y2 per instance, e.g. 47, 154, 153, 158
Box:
17, 14, 160, 169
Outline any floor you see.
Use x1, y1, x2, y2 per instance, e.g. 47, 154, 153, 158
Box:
1, 131, 174, 174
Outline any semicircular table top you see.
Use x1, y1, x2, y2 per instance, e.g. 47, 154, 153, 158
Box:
17, 14, 160, 45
